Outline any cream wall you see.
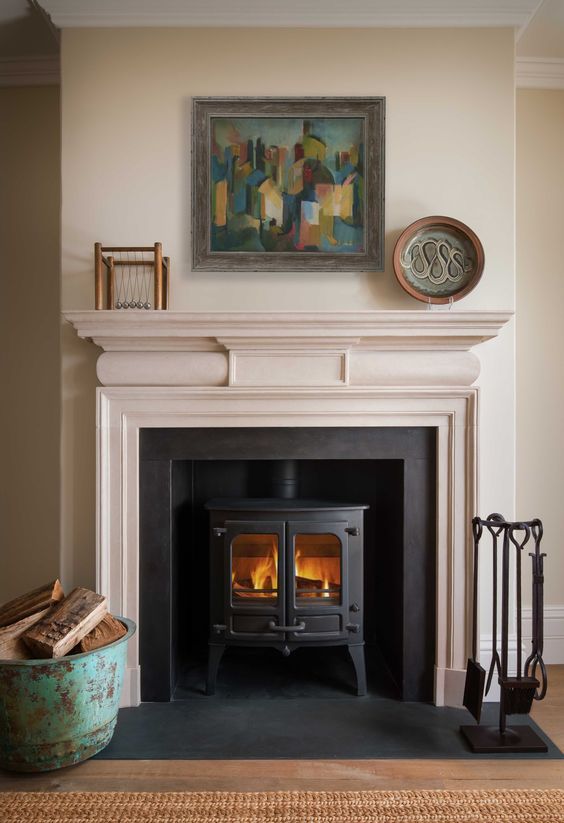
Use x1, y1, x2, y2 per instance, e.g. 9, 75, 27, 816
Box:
0, 87, 61, 604
516, 89, 564, 618
60, 28, 516, 592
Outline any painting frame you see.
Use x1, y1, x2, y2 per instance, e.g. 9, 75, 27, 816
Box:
192, 97, 385, 272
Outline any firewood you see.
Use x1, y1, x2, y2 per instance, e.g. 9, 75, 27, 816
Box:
0, 608, 51, 659
296, 575, 323, 590
233, 579, 253, 590
22, 587, 107, 659
76, 613, 126, 652
0, 579, 64, 628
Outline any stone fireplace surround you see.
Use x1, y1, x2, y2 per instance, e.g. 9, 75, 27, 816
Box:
65, 309, 512, 708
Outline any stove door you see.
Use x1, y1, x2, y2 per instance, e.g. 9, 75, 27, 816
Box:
223, 520, 285, 640
286, 520, 350, 641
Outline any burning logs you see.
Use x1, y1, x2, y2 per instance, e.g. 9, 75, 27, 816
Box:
233, 577, 275, 598
296, 575, 323, 590
296, 575, 340, 599
232, 573, 341, 599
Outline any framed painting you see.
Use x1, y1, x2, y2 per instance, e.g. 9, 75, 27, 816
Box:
192, 97, 385, 271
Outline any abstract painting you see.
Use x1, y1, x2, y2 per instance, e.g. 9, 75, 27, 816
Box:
192, 98, 385, 271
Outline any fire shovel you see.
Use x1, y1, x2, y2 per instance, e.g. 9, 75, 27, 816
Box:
462, 518, 486, 722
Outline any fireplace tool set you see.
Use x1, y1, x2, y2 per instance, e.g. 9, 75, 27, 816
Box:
460, 513, 548, 753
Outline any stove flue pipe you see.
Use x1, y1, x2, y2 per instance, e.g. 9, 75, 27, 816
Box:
271, 460, 299, 499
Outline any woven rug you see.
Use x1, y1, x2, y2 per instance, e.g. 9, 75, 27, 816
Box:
1, 790, 564, 822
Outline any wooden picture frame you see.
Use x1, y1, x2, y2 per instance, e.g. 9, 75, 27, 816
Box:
192, 97, 385, 272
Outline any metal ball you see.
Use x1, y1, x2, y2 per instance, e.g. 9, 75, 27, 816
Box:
123, 302, 129, 309
115, 302, 123, 310
136, 301, 143, 309
144, 302, 151, 310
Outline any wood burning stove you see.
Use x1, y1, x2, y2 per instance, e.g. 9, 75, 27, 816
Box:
205, 498, 369, 696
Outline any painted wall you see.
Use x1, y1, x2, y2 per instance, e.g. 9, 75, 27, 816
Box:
516, 89, 564, 658
60, 28, 516, 598
0, 86, 61, 604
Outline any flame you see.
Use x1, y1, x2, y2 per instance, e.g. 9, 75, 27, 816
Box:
251, 545, 278, 592
232, 537, 278, 599
232, 535, 341, 602
295, 549, 340, 599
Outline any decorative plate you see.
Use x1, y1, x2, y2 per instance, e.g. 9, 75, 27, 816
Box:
392, 216, 484, 304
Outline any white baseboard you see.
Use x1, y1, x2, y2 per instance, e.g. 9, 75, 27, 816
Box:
523, 605, 564, 665
120, 665, 141, 707
435, 666, 467, 707
480, 607, 564, 701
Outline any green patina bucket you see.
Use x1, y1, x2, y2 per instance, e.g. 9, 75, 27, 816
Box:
0, 616, 135, 772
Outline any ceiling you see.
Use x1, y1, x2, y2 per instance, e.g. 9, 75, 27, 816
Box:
517, 0, 564, 57
1, 0, 563, 83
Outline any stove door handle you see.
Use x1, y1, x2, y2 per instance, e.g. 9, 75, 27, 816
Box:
267, 620, 306, 633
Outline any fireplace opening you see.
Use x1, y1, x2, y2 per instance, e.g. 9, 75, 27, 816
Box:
139, 427, 436, 703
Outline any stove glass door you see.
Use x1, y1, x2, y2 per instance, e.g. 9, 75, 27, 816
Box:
231, 532, 279, 605
287, 520, 349, 641
294, 533, 342, 605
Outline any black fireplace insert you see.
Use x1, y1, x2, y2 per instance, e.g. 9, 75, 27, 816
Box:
139, 426, 436, 703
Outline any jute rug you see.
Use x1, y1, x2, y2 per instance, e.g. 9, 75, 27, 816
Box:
1, 790, 564, 822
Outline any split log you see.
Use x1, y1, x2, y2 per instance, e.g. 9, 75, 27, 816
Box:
0, 608, 51, 660
296, 575, 323, 590
233, 579, 253, 590
76, 613, 127, 653
22, 587, 107, 659
0, 579, 64, 628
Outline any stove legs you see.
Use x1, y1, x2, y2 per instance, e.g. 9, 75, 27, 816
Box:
206, 643, 225, 695
207, 643, 367, 696
349, 644, 367, 696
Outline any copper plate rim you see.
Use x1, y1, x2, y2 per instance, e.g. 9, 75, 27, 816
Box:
393, 215, 485, 305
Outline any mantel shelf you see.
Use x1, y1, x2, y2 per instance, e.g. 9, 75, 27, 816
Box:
64, 309, 512, 353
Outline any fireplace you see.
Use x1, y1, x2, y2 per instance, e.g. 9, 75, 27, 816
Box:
138, 427, 436, 703
205, 495, 368, 696
64, 309, 512, 708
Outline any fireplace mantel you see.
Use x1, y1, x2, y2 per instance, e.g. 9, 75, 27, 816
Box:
65, 309, 511, 351
63, 308, 512, 708
64, 310, 512, 389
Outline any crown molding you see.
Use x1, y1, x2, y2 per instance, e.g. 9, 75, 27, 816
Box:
0, 55, 60, 87
39, 0, 537, 29
516, 57, 564, 89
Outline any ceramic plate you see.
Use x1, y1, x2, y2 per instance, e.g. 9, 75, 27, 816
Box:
393, 216, 484, 304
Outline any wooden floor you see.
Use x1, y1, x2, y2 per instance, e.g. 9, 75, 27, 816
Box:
1, 666, 563, 792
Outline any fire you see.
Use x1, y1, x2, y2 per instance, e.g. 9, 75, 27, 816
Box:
251, 545, 278, 592
231, 533, 341, 602
232, 537, 278, 599
295, 549, 340, 600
